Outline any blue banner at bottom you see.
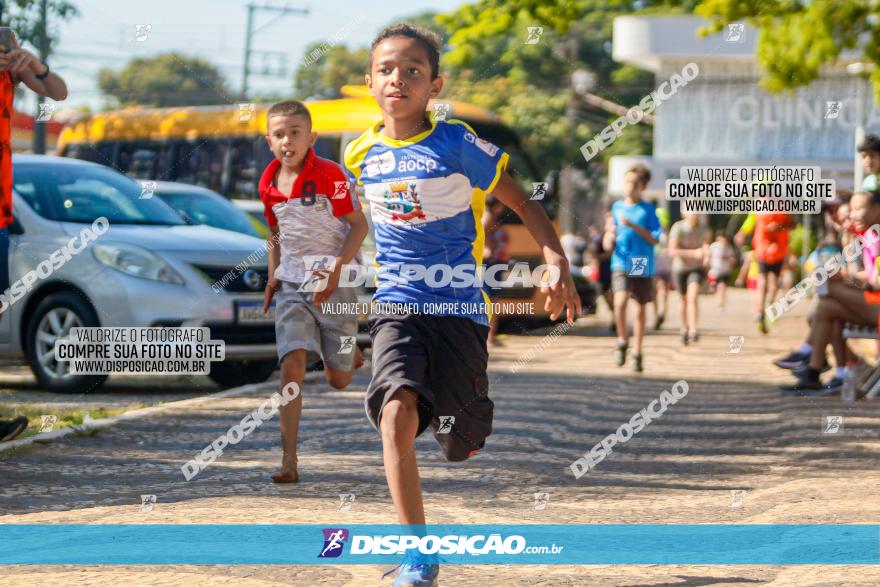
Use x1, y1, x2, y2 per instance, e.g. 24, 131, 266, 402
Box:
1, 524, 878, 565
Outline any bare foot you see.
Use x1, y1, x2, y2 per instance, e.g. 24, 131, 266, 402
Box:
354, 345, 365, 369
271, 470, 299, 483
271, 453, 298, 483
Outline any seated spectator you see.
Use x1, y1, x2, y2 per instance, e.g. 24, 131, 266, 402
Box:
781, 191, 880, 393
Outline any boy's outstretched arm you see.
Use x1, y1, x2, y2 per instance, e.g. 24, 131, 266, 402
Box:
312, 209, 369, 306
490, 173, 582, 323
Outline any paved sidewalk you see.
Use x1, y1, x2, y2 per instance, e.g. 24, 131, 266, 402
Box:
2, 289, 880, 585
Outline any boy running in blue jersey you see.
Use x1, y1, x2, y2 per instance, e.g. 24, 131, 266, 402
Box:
344, 24, 580, 586
606, 166, 661, 373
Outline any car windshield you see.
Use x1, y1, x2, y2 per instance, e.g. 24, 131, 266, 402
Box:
158, 191, 260, 237
12, 162, 186, 225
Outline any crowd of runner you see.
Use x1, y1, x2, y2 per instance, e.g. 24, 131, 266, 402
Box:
558, 135, 880, 398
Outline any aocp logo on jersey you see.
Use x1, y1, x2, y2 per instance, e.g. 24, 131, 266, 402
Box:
318, 528, 349, 558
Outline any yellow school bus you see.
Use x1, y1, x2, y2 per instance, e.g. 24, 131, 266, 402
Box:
57, 87, 593, 321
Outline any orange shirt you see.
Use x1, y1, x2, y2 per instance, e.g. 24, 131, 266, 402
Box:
0, 69, 14, 228
752, 213, 792, 265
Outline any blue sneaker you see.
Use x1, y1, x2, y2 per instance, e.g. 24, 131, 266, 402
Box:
384, 560, 439, 586
780, 376, 843, 397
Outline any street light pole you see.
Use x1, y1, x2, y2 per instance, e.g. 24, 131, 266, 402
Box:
846, 62, 874, 190
241, 4, 255, 102
240, 3, 309, 101
32, 0, 48, 154
855, 74, 866, 190
559, 37, 580, 236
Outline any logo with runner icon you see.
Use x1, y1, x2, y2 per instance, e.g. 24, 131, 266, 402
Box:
318, 528, 349, 558
629, 256, 648, 276
437, 416, 455, 434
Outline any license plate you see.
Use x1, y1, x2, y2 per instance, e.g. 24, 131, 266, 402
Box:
237, 300, 274, 323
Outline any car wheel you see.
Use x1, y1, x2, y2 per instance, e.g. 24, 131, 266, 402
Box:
207, 360, 277, 388
24, 291, 107, 394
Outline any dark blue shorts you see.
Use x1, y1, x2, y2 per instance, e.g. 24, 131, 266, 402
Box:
366, 308, 492, 462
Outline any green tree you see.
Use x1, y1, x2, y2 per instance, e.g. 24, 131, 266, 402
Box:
0, 0, 79, 53
384, 10, 450, 43
98, 53, 233, 107
696, 0, 880, 99
294, 43, 369, 100
437, 1, 682, 173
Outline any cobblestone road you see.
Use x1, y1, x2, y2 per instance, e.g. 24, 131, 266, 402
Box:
2, 289, 880, 586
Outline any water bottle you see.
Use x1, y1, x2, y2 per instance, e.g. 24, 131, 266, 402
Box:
842, 368, 857, 402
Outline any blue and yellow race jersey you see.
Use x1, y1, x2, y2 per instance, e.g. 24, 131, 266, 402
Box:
344, 118, 509, 325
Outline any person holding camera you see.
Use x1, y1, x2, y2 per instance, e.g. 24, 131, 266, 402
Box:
0, 25, 66, 442
0, 26, 68, 323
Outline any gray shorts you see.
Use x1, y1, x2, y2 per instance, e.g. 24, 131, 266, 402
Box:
275, 281, 358, 370
611, 270, 655, 305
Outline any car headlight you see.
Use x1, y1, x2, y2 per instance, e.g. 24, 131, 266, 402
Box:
93, 243, 185, 285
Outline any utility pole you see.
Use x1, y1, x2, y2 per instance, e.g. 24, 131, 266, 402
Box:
32, 0, 49, 154
241, 3, 309, 100
559, 36, 579, 235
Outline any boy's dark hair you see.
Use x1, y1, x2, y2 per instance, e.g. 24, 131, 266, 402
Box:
858, 134, 880, 155
370, 23, 441, 80
626, 165, 651, 187
266, 100, 312, 127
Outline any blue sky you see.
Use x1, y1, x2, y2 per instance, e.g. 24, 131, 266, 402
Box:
40, 0, 465, 111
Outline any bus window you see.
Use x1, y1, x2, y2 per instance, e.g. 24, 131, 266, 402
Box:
228, 138, 260, 199
314, 136, 341, 163
250, 136, 343, 199
130, 150, 157, 179
120, 142, 172, 180
173, 139, 228, 193
67, 142, 118, 170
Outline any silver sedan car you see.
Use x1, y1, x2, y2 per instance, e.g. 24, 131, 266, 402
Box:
1, 156, 279, 393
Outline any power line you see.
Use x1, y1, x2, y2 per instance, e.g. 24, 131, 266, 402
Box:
241, 3, 309, 99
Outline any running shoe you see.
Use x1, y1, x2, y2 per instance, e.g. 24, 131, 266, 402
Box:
614, 341, 628, 367
687, 331, 699, 344
680, 330, 689, 346
632, 353, 643, 373
654, 313, 665, 331
776, 352, 832, 373
780, 376, 843, 397
756, 314, 768, 335
779, 367, 823, 394
792, 363, 834, 379
384, 561, 439, 587
773, 351, 808, 370
0, 416, 28, 442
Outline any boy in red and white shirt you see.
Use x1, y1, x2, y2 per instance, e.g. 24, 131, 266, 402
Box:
260, 100, 368, 483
